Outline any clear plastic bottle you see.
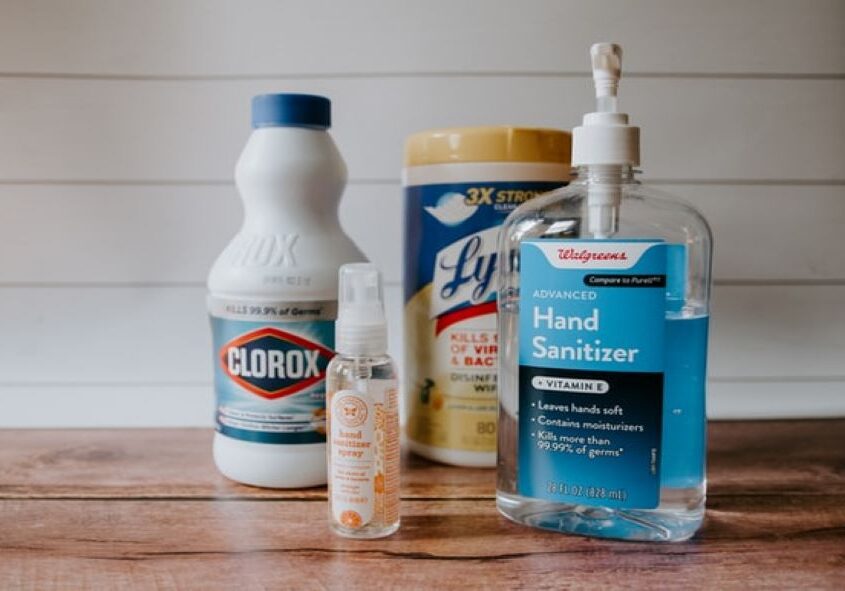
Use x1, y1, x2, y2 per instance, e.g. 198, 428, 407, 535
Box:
496, 44, 712, 542
327, 264, 400, 538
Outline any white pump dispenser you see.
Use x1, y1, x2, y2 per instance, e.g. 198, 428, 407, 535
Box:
572, 43, 640, 167
571, 43, 640, 238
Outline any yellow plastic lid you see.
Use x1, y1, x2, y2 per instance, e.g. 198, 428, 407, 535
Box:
404, 126, 571, 167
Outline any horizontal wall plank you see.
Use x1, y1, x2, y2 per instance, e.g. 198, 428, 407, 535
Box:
0, 286, 402, 385
708, 286, 845, 379
708, 381, 845, 420
0, 1, 842, 76
0, 286, 841, 385
0, 184, 842, 285
0, 78, 842, 182
1, 381, 841, 427
665, 184, 845, 282
0, 185, 242, 285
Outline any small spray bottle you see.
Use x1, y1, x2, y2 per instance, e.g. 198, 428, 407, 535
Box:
326, 263, 400, 538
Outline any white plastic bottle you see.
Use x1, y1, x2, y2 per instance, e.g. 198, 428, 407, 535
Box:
208, 93, 365, 488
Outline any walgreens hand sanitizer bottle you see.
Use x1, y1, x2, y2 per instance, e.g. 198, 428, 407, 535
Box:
208, 94, 365, 488
497, 44, 712, 541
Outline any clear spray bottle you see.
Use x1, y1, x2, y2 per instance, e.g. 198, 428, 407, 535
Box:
496, 43, 712, 541
326, 264, 401, 538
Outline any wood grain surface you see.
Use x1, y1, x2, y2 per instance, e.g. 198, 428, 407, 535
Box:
0, 421, 843, 589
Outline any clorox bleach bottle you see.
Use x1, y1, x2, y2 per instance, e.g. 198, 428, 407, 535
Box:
208, 93, 365, 488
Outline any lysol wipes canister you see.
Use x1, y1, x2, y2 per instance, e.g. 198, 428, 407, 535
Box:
403, 127, 571, 467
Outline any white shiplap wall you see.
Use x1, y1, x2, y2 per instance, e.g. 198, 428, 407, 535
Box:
0, 0, 843, 426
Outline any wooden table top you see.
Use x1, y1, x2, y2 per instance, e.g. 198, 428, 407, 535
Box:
0, 420, 843, 589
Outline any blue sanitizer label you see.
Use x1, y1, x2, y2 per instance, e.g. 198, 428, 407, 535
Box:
517, 240, 667, 509
209, 297, 336, 444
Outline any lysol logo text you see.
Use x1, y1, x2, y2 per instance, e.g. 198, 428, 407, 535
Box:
220, 327, 334, 400
431, 227, 499, 318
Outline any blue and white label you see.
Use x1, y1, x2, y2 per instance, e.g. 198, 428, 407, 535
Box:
517, 240, 667, 509
209, 297, 336, 444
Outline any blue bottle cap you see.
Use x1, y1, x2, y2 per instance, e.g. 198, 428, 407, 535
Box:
251, 93, 331, 129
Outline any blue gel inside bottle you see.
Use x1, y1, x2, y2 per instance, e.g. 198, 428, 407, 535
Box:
661, 315, 708, 489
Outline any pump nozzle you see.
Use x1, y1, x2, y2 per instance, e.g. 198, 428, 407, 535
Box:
571, 42, 639, 169
336, 263, 388, 356
571, 43, 639, 238
591, 43, 622, 113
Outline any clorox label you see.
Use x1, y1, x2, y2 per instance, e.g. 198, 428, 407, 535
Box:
221, 327, 333, 400
209, 297, 336, 444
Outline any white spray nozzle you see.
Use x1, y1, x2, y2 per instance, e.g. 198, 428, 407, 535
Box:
591, 43, 622, 113
336, 263, 387, 355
